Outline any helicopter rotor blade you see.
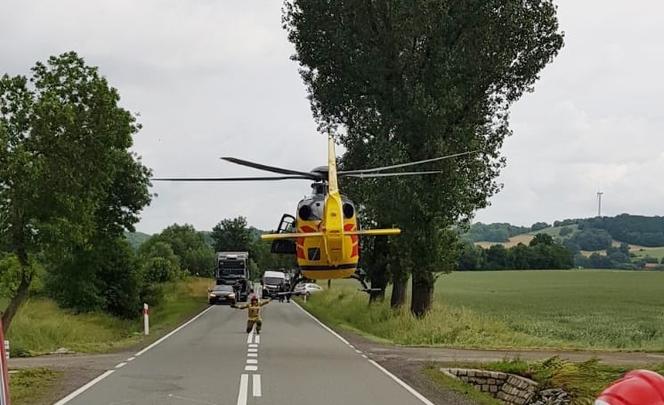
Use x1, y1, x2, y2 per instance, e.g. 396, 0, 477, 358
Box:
221, 157, 322, 180
342, 170, 443, 178
338, 150, 482, 175
152, 175, 313, 182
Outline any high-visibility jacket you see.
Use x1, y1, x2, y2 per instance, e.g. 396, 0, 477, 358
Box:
236, 300, 270, 321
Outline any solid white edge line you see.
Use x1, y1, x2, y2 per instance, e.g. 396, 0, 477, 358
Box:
252, 374, 262, 397
54, 305, 215, 404
135, 306, 213, 357
237, 374, 249, 405
53, 370, 115, 405
247, 331, 254, 344
368, 360, 436, 405
255, 335, 260, 344
293, 301, 435, 405
114, 362, 127, 369
292, 301, 350, 345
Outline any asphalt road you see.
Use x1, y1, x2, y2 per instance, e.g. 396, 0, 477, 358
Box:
56, 299, 433, 405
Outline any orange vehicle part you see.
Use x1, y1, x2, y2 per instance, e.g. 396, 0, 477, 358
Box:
595, 370, 664, 405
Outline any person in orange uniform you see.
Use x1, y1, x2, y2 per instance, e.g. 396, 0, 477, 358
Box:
233, 295, 271, 334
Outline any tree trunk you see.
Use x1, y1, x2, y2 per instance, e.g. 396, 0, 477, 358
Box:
390, 266, 407, 308
2, 250, 32, 334
327, 279, 331, 289
410, 271, 434, 318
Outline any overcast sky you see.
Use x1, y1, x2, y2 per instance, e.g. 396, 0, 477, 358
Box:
2, 1, 662, 234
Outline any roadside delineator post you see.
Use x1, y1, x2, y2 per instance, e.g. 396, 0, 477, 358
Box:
3, 342, 7, 361
0, 320, 11, 405
143, 303, 150, 336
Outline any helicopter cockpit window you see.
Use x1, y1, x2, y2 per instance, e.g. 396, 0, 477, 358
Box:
342, 202, 355, 219
298, 199, 324, 221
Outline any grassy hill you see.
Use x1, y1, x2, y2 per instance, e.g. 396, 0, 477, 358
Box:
124, 231, 152, 250
466, 216, 664, 264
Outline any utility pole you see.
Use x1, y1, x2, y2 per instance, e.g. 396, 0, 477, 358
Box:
597, 191, 604, 217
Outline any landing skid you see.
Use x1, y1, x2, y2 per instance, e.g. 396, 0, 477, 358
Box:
351, 268, 383, 294
278, 268, 384, 297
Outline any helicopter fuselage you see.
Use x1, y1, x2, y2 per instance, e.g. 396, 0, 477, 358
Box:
294, 192, 359, 280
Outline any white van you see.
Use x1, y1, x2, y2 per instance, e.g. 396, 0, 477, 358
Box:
261, 270, 286, 298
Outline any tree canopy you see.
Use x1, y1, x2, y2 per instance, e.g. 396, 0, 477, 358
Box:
284, 0, 564, 315
0, 52, 152, 330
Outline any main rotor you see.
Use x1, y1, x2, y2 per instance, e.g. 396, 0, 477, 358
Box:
152, 138, 482, 186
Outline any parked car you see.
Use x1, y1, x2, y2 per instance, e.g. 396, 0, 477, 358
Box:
208, 284, 236, 305
294, 283, 323, 295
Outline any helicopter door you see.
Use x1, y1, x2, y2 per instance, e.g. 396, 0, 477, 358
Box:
271, 214, 296, 254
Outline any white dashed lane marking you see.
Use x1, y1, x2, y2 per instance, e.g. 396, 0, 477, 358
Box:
236, 374, 248, 405
252, 374, 262, 397
245, 365, 258, 372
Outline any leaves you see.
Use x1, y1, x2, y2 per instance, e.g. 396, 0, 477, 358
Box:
284, 0, 564, 314
0, 52, 152, 328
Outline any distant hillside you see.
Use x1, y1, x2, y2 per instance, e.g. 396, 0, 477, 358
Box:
465, 214, 664, 268
465, 215, 664, 247
124, 231, 152, 250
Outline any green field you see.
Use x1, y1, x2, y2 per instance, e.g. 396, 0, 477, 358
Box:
7, 277, 211, 356
303, 270, 664, 351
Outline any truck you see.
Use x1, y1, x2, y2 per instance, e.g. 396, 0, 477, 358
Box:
216, 252, 250, 302
261, 270, 287, 299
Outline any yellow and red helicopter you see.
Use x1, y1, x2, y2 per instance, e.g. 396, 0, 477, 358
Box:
154, 135, 477, 294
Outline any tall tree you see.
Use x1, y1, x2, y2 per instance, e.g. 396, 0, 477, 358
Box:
139, 224, 214, 276
0, 52, 152, 331
284, 0, 564, 316
211, 217, 252, 252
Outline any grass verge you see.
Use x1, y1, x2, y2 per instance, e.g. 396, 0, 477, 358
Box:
463, 357, 664, 404
7, 277, 211, 356
302, 271, 664, 351
423, 365, 502, 405
9, 368, 62, 405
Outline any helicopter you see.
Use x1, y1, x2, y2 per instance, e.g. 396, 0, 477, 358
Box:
153, 134, 478, 294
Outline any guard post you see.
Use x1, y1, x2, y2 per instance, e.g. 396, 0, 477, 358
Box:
0, 319, 11, 405
143, 303, 150, 336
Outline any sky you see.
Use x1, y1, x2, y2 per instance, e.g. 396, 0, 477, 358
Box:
1, 1, 662, 234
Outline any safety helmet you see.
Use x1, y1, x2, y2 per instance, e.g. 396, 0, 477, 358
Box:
596, 370, 664, 405
250, 295, 258, 303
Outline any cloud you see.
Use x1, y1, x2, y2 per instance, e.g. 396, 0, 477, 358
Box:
2, 0, 662, 233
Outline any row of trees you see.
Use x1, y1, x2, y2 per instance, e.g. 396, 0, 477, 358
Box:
458, 234, 573, 271
134, 217, 295, 285
462, 222, 541, 243
284, 0, 564, 315
0, 54, 292, 332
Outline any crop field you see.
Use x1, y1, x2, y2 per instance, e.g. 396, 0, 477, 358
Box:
303, 270, 664, 351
